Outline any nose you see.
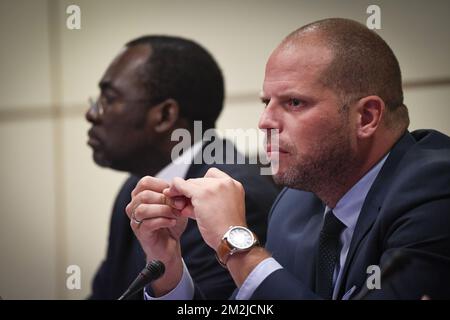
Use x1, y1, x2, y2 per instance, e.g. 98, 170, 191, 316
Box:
258, 102, 280, 132
85, 98, 101, 124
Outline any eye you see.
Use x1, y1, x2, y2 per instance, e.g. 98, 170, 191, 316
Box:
289, 98, 300, 107
287, 98, 304, 109
261, 98, 270, 107
102, 93, 117, 106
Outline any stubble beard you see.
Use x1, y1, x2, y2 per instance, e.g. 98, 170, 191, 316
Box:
272, 123, 357, 201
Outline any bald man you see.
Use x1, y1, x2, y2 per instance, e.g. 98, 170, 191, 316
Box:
128, 18, 450, 299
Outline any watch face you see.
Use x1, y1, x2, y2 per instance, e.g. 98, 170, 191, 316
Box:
228, 227, 254, 249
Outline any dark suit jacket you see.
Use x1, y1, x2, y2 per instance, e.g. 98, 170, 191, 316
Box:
251, 130, 450, 299
90, 146, 279, 300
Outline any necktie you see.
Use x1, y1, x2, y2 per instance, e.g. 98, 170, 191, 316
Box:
315, 210, 346, 299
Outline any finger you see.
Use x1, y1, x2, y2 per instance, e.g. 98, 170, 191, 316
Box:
179, 204, 196, 219
131, 176, 169, 197
204, 167, 231, 179
163, 194, 189, 210
126, 190, 168, 219
170, 177, 198, 198
165, 177, 203, 197
131, 216, 177, 233
163, 185, 184, 198
140, 217, 177, 232
133, 204, 179, 222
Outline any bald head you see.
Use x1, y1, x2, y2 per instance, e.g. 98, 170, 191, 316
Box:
279, 18, 409, 131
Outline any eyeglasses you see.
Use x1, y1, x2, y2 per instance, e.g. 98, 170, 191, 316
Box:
88, 96, 158, 116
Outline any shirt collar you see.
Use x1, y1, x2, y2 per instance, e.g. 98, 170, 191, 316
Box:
155, 140, 203, 182
325, 153, 389, 230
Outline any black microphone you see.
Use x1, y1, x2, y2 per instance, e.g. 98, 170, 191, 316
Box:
118, 260, 165, 300
353, 250, 411, 300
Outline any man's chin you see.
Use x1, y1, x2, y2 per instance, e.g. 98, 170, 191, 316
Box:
93, 152, 112, 168
272, 170, 290, 186
272, 168, 306, 190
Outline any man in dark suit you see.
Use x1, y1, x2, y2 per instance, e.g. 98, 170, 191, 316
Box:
86, 35, 279, 299
128, 18, 450, 299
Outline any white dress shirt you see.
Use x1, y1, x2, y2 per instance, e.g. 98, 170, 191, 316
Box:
154, 140, 203, 182
143, 140, 202, 300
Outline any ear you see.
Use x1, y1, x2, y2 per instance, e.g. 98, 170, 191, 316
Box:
147, 98, 180, 133
355, 96, 385, 139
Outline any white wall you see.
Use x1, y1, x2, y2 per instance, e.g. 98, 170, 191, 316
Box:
0, 0, 449, 299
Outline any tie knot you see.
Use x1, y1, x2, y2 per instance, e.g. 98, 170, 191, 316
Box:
321, 211, 346, 237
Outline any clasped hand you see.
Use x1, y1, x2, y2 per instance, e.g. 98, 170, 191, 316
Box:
126, 167, 247, 262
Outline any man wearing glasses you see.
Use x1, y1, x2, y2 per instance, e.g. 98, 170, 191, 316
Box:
86, 35, 278, 299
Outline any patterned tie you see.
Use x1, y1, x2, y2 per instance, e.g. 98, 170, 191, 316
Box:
315, 210, 346, 299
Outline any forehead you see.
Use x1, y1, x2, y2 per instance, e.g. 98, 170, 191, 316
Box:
262, 42, 333, 96
100, 44, 152, 92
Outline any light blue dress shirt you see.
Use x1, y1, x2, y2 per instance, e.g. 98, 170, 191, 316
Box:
146, 154, 388, 300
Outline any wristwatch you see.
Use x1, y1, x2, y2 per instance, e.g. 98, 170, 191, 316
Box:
216, 226, 260, 268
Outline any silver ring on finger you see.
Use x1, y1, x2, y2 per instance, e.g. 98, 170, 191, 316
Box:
132, 212, 143, 226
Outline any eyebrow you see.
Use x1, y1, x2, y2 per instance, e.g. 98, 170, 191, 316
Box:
99, 80, 120, 95
260, 90, 307, 100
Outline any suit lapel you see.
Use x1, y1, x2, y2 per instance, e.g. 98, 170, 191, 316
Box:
336, 132, 416, 298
